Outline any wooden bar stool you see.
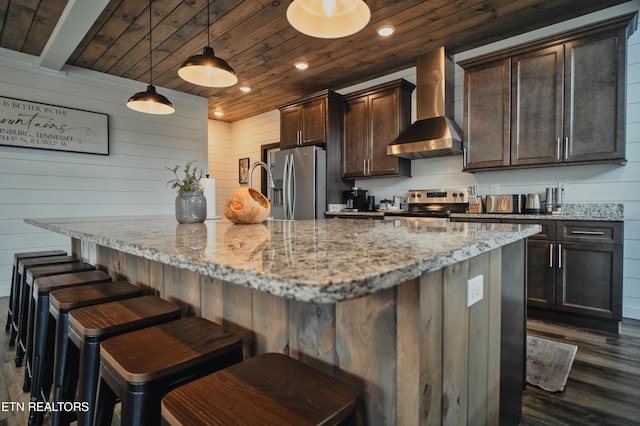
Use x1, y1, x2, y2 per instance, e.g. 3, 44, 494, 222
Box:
11, 255, 78, 347
16, 261, 91, 368
95, 317, 243, 426
5, 250, 66, 334
161, 353, 357, 426
67, 296, 182, 426
26, 270, 115, 426
48, 281, 143, 426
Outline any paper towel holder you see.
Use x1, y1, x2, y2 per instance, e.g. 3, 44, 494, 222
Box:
201, 174, 221, 220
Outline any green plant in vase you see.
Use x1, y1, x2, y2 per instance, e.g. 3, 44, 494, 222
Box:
166, 161, 207, 223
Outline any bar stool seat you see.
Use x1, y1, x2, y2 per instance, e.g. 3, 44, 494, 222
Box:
161, 352, 357, 426
95, 317, 243, 426
11, 255, 78, 347
5, 250, 66, 334
48, 280, 144, 426
67, 296, 182, 426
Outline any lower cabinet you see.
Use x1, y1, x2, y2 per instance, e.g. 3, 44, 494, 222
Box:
454, 217, 624, 332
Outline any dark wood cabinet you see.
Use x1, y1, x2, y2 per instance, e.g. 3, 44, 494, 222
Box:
454, 217, 623, 332
562, 31, 627, 162
510, 46, 564, 166
555, 221, 623, 322
462, 59, 511, 170
279, 91, 342, 149
460, 14, 635, 172
342, 79, 413, 178
278, 90, 350, 204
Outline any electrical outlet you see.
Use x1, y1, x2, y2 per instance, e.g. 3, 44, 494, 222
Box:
490, 184, 500, 195
467, 275, 484, 307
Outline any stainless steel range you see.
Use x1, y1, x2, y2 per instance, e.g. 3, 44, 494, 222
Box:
387, 188, 469, 221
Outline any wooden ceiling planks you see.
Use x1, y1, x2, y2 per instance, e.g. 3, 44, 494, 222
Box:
21, 0, 67, 56
1, 0, 41, 52
0, 0, 632, 122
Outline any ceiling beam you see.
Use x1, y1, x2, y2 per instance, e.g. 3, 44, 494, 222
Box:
36, 0, 110, 71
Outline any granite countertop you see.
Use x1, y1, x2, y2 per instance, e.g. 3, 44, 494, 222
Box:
25, 216, 539, 303
328, 203, 623, 221
452, 202, 624, 221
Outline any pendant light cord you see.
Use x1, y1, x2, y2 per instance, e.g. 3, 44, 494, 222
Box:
149, 0, 153, 85
206, 0, 210, 47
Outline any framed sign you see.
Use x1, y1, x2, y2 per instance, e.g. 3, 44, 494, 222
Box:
0, 96, 109, 155
239, 157, 249, 184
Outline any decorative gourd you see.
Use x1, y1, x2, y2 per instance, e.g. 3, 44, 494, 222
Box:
224, 187, 270, 224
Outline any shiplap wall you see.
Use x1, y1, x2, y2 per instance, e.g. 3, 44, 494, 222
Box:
207, 110, 279, 214
208, 2, 640, 320
0, 49, 208, 296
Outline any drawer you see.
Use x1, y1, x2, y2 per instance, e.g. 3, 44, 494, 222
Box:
558, 221, 623, 244
500, 219, 556, 241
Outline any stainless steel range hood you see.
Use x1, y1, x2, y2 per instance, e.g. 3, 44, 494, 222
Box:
387, 48, 463, 159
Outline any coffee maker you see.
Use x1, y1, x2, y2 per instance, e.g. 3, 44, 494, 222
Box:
343, 187, 368, 212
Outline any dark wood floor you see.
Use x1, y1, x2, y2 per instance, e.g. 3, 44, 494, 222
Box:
522, 317, 640, 425
1, 295, 639, 425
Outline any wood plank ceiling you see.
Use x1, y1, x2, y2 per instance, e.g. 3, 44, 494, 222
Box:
0, 0, 632, 122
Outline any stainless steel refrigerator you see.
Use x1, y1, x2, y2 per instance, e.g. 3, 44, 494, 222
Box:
270, 145, 326, 220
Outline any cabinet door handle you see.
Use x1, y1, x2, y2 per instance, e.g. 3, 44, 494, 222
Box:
564, 136, 569, 160
556, 138, 561, 160
571, 230, 605, 236
549, 243, 554, 268
367, 159, 371, 175
363, 159, 367, 175
298, 130, 302, 145
558, 243, 562, 269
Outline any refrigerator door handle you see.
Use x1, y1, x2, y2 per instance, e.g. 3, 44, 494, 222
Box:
283, 153, 291, 220
289, 153, 296, 219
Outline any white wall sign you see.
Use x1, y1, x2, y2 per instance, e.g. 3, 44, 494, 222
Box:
0, 96, 109, 155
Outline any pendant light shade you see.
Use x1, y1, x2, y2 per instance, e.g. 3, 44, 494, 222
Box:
126, 0, 174, 115
287, 0, 371, 39
178, 46, 238, 87
127, 85, 175, 115
178, 0, 237, 87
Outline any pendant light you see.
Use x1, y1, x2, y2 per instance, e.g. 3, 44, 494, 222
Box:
178, 0, 237, 87
127, 0, 175, 115
287, 0, 371, 39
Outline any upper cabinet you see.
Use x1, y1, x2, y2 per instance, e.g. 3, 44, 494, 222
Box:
342, 79, 414, 179
460, 13, 636, 172
279, 90, 343, 149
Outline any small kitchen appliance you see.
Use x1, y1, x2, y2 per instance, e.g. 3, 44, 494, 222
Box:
343, 187, 368, 212
485, 194, 522, 213
524, 193, 542, 214
386, 188, 469, 220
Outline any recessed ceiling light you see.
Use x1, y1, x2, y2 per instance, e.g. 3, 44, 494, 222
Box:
214, 111, 224, 117
239, 86, 251, 92
377, 25, 395, 37
294, 61, 309, 70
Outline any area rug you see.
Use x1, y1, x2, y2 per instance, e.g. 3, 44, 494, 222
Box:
526, 335, 578, 392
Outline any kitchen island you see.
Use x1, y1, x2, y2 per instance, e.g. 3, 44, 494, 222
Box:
25, 216, 539, 425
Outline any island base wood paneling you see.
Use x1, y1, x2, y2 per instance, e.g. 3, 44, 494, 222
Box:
76, 238, 522, 425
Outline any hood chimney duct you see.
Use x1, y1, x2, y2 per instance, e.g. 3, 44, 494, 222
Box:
387, 47, 464, 159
